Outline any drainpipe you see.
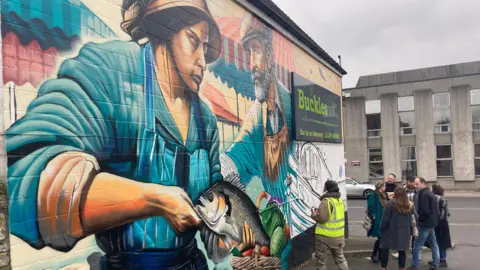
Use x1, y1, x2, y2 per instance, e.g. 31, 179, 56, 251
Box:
9, 82, 17, 125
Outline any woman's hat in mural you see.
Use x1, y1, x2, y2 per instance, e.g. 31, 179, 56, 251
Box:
239, 12, 274, 50
122, 0, 221, 63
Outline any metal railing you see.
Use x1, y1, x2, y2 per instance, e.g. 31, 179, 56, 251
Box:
367, 129, 381, 138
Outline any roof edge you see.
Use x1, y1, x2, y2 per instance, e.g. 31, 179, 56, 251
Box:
244, 0, 347, 75
355, 60, 480, 88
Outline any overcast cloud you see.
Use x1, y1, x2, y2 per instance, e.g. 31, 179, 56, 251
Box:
272, 0, 480, 88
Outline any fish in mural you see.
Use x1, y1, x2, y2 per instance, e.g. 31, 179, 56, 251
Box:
197, 174, 270, 264
198, 174, 289, 269
196, 178, 270, 249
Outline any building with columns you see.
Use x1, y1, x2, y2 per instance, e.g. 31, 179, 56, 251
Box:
344, 61, 480, 189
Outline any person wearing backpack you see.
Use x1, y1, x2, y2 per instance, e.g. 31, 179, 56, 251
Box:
428, 184, 451, 268
367, 182, 387, 263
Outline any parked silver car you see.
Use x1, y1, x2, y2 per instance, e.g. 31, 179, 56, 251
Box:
346, 177, 375, 199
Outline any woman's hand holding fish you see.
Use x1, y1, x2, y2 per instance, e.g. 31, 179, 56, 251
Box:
143, 185, 201, 235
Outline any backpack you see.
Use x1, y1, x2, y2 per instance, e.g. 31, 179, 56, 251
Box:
435, 195, 450, 220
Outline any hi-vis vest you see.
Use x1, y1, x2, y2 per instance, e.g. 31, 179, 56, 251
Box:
315, 197, 345, 237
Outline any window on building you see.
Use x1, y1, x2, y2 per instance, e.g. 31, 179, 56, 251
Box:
366, 100, 381, 137
475, 145, 480, 176
401, 146, 417, 179
398, 96, 415, 135
366, 100, 381, 114
471, 90, 480, 131
433, 93, 451, 133
399, 112, 415, 135
367, 114, 381, 137
368, 148, 384, 179
398, 96, 414, 111
436, 145, 453, 177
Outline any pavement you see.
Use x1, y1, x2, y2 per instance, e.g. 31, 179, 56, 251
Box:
295, 194, 480, 270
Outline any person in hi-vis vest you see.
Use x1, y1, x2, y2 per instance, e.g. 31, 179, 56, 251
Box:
311, 180, 349, 270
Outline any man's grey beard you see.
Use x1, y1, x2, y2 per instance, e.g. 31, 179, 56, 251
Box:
252, 69, 271, 102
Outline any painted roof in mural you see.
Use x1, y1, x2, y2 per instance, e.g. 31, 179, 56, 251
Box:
201, 82, 241, 125
2, 12, 79, 51
1, 0, 116, 51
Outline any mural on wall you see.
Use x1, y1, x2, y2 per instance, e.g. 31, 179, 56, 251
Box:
2, 0, 343, 269
288, 142, 347, 236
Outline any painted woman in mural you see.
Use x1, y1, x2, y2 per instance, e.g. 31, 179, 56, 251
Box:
6, 0, 232, 268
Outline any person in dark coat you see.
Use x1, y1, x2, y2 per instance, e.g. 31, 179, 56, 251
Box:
410, 177, 440, 270
367, 182, 387, 263
379, 186, 416, 270
427, 184, 451, 268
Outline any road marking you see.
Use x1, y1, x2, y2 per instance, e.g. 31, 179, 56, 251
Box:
350, 221, 480, 226
348, 206, 480, 211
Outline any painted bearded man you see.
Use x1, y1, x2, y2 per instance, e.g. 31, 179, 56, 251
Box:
221, 13, 294, 237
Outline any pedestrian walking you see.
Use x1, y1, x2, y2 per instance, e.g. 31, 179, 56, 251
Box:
311, 180, 349, 270
367, 182, 387, 263
379, 186, 416, 270
408, 177, 440, 270
427, 184, 451, 268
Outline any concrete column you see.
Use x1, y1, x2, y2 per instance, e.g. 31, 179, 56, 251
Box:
451, 85, 475, 181
344, 97, 369, 182
414, 89, 437, 181
380, 94, 401, 180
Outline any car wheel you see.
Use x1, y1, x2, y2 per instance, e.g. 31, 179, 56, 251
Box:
363, 189, 373, 199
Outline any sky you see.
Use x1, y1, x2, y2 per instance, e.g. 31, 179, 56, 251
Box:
271, 0, 480, 88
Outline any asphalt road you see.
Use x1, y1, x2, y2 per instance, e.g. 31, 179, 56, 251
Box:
343, 196, 480, 269
347, 196, 480, 227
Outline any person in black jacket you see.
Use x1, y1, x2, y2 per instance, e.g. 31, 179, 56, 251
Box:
409, 177, 440, 270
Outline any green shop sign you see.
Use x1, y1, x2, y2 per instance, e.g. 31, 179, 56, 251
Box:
291, 73, 342, 143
